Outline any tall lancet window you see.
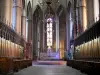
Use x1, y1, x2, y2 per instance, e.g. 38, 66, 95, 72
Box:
47, 18, 53, 49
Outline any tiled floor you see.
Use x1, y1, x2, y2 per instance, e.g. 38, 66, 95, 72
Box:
14, 61, 87, 75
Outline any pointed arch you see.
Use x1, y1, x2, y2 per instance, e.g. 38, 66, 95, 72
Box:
57, 5, 66, 23
56, 5, 66, 59
32, 5, 43, 55
56, 5, 65, 17
22, 0, 25, 9
33, 5, 43, 15
27, 1, 32, 17
44, 5, 54, 19
33, 5, 43, 20
67, 1, 72, 12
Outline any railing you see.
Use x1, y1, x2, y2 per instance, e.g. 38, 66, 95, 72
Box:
0, 16, 25, 46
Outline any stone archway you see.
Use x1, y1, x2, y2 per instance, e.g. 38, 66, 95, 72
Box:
44, 5, 55, 52
32, 5, 43, 60
24, 1, 32, 59
57, 5, 66, 59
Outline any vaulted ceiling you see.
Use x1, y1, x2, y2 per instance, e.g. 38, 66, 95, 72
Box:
25, 0, 72, 15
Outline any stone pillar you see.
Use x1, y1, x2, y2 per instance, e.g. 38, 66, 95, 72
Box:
15, 0, 22, 35
55, 15, 59, 52
79, 0, 87, 31
21, 15, 26, 40
35, 22, 38, 57
21, 9, 26, 40
27, 19, 32, 42
21, 14, 27, 59
39, 21, 43, 53
43, 13, 45, 52
37, 21, 40, 59
0, 0, 12, 27
27, 19, 32, 59
66, 12, 70, 59
32, 19, 38, 59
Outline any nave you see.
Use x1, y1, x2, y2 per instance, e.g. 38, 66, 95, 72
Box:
14, 61, 86, 75
0, 0, 100, 75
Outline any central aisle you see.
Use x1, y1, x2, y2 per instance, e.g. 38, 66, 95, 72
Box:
14, 61, 86, 75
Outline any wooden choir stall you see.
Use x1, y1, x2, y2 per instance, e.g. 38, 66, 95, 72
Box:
67, 21, 100, 74
0, 21, 32, 74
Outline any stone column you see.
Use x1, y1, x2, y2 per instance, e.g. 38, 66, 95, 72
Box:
37, 21, 40, 59
27, 19, 32, 59
35, 21, 38, 57
21, 15, 26, 40
39, 21, 43, 53
15, 0, 22, 35
32, 19, 38, 59
79, 0, 87, 31
32, 22, 35, 58
27, 19, 32, 42
21, 14, 27, 59
76, 2, 82, 35
0, 0, 12, 27
55, 15, 59, 52
66, 12, 70, 59
43, 13, 45, 52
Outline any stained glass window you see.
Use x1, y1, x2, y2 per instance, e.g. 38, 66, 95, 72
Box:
47, 18, 53, 48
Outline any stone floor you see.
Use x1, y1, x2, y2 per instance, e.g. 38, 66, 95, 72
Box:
14, 61, 87, 75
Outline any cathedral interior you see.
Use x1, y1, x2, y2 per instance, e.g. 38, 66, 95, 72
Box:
0, 0, 100, 75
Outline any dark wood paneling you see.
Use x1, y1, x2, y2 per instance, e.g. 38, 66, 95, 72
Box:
74, 21, 100, 61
